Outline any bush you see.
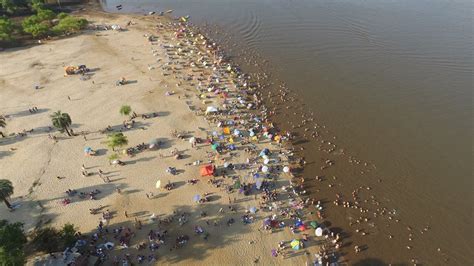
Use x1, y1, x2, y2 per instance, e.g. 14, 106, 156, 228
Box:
32, 227, 61, 253
59, 223, 77, 248
0, 16, 14, 41
0, 0, 17, 14
57, 12, 68, 19
0, 220, 27, 265
30, 0, 44, 12
52, 15, 87, 35
36, 8, 55, 21
22, 20, 49, 37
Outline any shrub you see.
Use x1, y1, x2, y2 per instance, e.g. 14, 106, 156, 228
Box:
0, 16, 14, 41
32, 227, 61, 253
0, 0, 17, 14
57, 12, 68, 19
36, 8, 55, 21
108, 153, 119, 161
59, 223, 77, 248
52, 15, 87, 35
30, 0, 44, 12
22, 20, 49, 37
0, 220, 27, 265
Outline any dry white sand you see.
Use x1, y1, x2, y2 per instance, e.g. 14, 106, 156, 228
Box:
0, 10, 321, 265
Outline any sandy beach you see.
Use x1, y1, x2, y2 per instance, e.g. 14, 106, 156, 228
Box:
0, 8, 342, 265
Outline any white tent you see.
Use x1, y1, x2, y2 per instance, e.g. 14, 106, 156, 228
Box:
205, 106, 218, 114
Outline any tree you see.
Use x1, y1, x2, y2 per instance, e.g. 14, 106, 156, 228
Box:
59, 223, 77, 248
50, 111, 72, 136
0, 220, 26, 265
119, 105, 132, 117
0, 17, 14, 41
0, 115, 5, 138
32, 227, 61, 253
0, 0, 17, 14
0, 179, 13, 210
106, 132, 128, 151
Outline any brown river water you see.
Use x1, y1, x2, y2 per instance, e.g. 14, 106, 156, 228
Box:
101, 0, 473, 264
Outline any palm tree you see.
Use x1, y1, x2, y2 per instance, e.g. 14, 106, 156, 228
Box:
106, 132, 128, 151
0, 179, 14, 210
119, 105, 132, 117
0, 115, 6, 138
50, 111, 72, 136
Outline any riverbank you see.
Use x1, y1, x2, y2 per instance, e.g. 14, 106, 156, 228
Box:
0, 7, 342, 265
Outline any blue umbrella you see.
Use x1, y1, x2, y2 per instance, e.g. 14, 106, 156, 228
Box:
84, 147, 92, 153
193, 195, 201, 202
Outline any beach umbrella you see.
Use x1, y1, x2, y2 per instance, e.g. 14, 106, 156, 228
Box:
253, 173, 260, 179
261, 165, 269, 173
256, 179, 263, 189
271, 249, 278, 257
84, 147, 92, 153
264, 158, 270, 164
189, 137, 196, 144
249, 207, 257, 213
104, 242, 114, 250
263, 218, 271, 226
315, 227, 323, 237
310, 221, 318, 229
212, 131, 218, 136
283, 166, 290, 173
193, 194, 201, 202
299, 225, 306, 231
223, 162, 230, 168
211, 143, 219, 150
233, 129, 240, 136
149, 139, 160, 149
259, 148, 269, 157
200, 165, 214, 177
155, 180, 161, 189
295, 220, 303, 227
249, 130, 255, 137
290, 239, 301, 250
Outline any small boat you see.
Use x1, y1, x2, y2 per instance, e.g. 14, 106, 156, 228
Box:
165, 9, 174, 14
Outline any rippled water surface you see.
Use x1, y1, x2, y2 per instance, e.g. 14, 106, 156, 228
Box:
102, 0, 473, 264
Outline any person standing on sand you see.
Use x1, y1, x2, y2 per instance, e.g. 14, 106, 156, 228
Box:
124, 211, 128, 218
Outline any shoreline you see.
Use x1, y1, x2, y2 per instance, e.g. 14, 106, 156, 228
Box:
0, 5, 344, 265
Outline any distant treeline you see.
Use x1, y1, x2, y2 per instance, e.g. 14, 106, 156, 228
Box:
0, 0, 87, 47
